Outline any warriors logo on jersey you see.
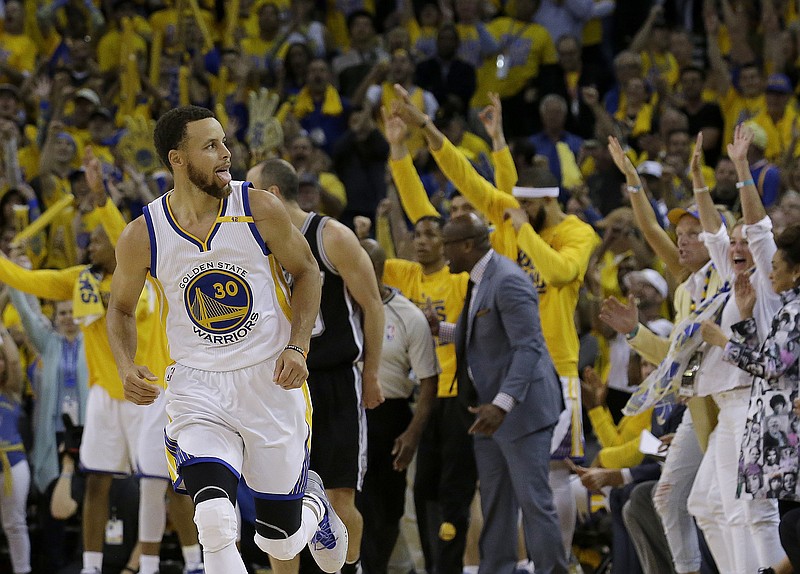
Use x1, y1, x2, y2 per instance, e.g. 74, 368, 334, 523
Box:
182, 264, 260, 344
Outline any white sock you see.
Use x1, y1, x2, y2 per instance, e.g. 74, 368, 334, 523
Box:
463, 566, 479, 574
203, 543, 248, 573
139, 554, 160, 574
182, 543, 202, 567
301, 495, 325, 543
83, 551, 103, 571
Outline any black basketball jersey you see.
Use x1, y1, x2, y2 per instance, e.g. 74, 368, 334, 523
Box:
302, 213, 364, 370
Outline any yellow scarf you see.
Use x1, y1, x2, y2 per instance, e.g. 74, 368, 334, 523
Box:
292, 85, 344, 120
73, 267, 105, 326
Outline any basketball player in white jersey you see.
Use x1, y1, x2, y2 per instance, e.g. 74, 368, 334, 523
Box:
247, 158, 385, 574
106, 106, 347, 574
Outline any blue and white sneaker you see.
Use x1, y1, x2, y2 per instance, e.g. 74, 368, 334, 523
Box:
305, 470, 348, 573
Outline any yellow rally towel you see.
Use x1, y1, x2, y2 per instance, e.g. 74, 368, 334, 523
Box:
556, 141, 583, 190
0, 443, 24, 496
292, 85, 344, 120
73, 268, 105, 326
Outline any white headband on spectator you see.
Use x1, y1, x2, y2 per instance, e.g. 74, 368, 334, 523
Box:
512, 186, 559, 199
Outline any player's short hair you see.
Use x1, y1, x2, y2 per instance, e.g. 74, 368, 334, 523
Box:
255, 158, 299, 201
154, 105, 215, 173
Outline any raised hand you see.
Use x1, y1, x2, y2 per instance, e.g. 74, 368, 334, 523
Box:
580, 366, 608, 410
391, 84, 428, 127
353, 215, 372, 239
477, 92, 503, 142
727, 123, 754, 164
381, 106, 408, 145
503, 207, 529, 232
599, 293, 639, 335
689, 132, 705, 187
607, 136, 637, 177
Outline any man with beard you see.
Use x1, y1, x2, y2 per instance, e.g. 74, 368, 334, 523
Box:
246, 157, 385, 574
106, 106, 347, 574
390, 84, 600, 566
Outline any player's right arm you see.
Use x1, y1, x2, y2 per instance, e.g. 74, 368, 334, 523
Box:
107, 217, 160, 405
250, 188, 322, 389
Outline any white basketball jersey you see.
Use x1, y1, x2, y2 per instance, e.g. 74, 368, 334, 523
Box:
143, 181, 292, 371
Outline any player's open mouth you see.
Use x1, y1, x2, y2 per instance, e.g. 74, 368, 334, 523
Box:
216, 168, 232, 185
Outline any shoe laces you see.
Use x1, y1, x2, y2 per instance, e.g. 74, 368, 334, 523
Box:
312, 513, 337, 549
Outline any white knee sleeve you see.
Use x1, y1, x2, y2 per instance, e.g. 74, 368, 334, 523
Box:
139, 478, 168, 543
253, 503, 318, 560
194, 498, 238, 553
255, 528, 307, 560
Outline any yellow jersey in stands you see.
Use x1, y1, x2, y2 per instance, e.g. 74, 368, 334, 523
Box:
429, 138, 600, 377
383, 259, 469, 398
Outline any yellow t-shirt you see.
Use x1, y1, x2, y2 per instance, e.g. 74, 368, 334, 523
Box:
0, 261, 169, 400
641, 51, 679, 89
325, 0, 375, 49
753, 105, 800, 162
97, 28, 148, 73
0, 32, 37, 77
240, 36, 290, 72
430, 138, 600, 377
720, 87, 765, 147
383, 260, 469, 398
473, 18, 557, 107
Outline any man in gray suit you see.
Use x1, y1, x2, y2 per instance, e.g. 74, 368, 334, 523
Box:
438, 213, 567, 574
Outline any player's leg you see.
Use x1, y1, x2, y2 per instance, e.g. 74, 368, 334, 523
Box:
164, 363, 249, 574
166, 487, 204, 573
181, 461, 246, 573
79, 386, 143, 574
306, 365, 365, 572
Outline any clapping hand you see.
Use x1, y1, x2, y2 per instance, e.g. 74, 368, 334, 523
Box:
599, 294, 639, 335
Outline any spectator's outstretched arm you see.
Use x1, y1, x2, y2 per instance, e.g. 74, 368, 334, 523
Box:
607, 136, 682, 277
0, 320, 22, 400
729, 124, 766, 225
629, 4, 662, 54
478, 92, 517, 194
691, 133, 723, 233
391, 84, 517, 227
384, 107, 440, 222
704, 10, 731, 95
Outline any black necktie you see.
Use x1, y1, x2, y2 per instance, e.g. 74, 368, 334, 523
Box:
454, 279, 478, 409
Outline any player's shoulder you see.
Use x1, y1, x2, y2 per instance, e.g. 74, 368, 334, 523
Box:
245, 186, 284, 214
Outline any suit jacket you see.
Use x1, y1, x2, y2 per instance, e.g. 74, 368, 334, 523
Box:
456, 253, 564, 442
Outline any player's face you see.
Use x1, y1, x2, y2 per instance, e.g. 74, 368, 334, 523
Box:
449, 196, 475, 220
518, 198, 547, 232
88, 226, 115, 270
413, 220, 444, 265
182, 118, 232, 199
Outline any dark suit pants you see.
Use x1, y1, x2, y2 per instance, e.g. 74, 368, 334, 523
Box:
474, 425, 568, 574
610, 483, 643, 574
414, 396, 477, 574
357, 398, 413, 574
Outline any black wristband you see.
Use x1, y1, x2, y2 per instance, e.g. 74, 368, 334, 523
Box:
284, 344, 307, 358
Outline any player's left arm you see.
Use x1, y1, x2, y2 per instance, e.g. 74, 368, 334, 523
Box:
250, 189, 322, 389
107, 217, 160, 405
323, 220, 386, 409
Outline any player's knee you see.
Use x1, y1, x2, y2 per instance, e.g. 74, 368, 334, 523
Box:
194, 497, 238, 553
254, 529, 306, 560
